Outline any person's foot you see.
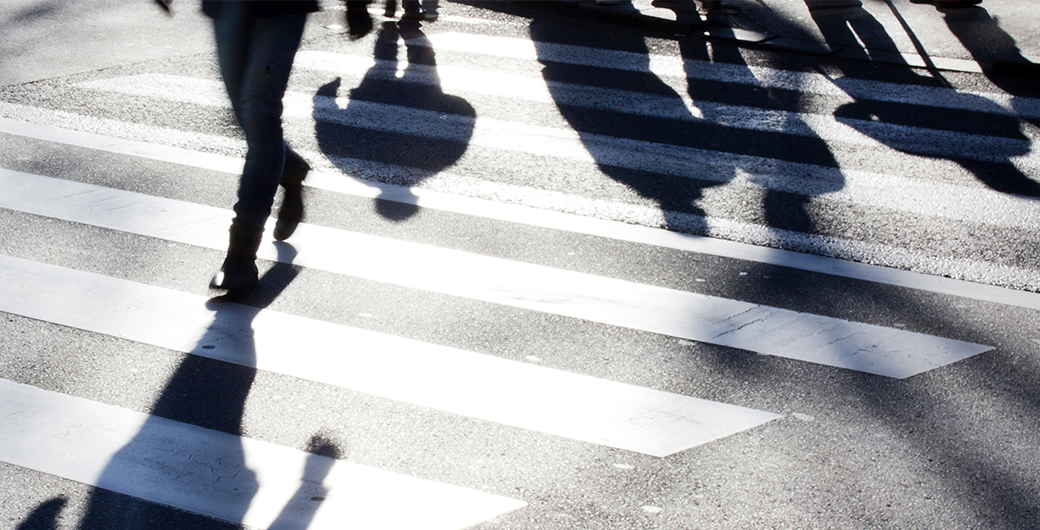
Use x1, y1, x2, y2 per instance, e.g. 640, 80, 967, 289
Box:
211, 223, 263, 299
274, 154, 309, 241
401, 0, 425, 19
346, 1, 374, 40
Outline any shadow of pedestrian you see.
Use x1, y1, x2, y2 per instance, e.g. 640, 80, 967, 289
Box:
315, 20, 476, 221
942, 5, 1040, 191
528, 18, 722, 234
59, 244, 302, 529
676, 35, 842, 375
529, 10, 842, 237
805, 1, 919, 63
15, 497, 66, 530
940, 3, 1040, 87
829, 3, 1038, 197
685, 36, 845, 235
267, 435, 343, 530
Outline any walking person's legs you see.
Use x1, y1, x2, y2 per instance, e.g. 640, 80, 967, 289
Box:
210, 4, 308, 297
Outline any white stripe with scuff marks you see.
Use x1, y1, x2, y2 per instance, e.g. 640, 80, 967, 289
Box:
0, 378, 525, 530
0, 169, 993, 378
0, 255, 780, 456
2, 115, 1039, 305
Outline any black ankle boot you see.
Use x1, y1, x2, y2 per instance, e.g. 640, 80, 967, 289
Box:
401, 0, 424, 19
274, 152, 309, 242
211, 223, 263, 299
345, 1, 373, 40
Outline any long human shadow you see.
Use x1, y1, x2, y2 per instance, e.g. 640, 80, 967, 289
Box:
806, 1, 921, 64
15, 497, 66, 530
941, 5, 1040, 192
735, 6, 1040, 527
829, 3, 1038, 197
676, 33, 838, 374
683, 34, 844, 235
528, 17, 718, 233
526, 8, 843, 383
266, 435, 342, 530
315, 20, 475, 221
22, 243, 321, 529
529, 12, 841, 237
940, 4, 1040, 95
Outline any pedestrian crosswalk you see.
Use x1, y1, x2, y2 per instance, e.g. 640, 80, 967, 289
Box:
0, 253, 782, 457
1, 6, 1037, 529
6, 30, 1040, 288
0, 379, 527, 530
0, 167, 992, 379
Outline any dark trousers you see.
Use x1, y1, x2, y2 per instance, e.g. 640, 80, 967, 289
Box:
212, 3, 307, 230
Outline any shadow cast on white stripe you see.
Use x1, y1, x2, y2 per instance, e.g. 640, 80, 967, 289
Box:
2, 116, 1039, 307
71, 73, 1040, 174
0, 169, 993, 381
416, 32, 1040, 119
0, 255, 781, 457
0, 379, 525, 530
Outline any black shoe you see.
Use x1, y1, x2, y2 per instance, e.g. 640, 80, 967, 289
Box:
346, 1, 374, 40
274, 152, 309, 241
211, 223, 263, 299
401, 0, 424, 19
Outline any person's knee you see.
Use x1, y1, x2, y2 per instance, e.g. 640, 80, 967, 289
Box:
237, 95, 283, 135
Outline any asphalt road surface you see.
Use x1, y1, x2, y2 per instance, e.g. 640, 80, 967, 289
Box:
2, 1, 1039, 529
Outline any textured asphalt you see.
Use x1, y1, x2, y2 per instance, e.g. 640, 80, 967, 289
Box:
3, 2, 1040, 529
508, 0, 1040, 75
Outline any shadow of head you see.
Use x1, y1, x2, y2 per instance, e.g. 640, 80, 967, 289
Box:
307, 434, 343, 460
301, 434, 344, 488
16, 497, 67, 530
314, 21, 475, 222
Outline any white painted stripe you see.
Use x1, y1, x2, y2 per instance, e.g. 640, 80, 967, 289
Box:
76, 71, 1040, 170
67, 75, 1040, 232
293, 51, 555, 104
293, 51, 1040, 153
0, 256, 780, 456
68, 72, 1040, 227
75, 75, 590, 164
0, 170, 993, 378
404, 168, 1040, 294
2, 115, 1039, 305
420, 32, 1040, 119
0, 103, 248, 163
0, 378, 525, 529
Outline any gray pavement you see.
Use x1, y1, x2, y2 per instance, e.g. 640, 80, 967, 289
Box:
3, 2, 1040, 529
516, 0, 1040, 75
0, 0, 213, 87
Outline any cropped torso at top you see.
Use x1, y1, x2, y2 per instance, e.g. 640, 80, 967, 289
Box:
201, 0, 322, 18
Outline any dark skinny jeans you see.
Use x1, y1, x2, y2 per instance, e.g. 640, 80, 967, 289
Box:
212, 3, 307, 230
